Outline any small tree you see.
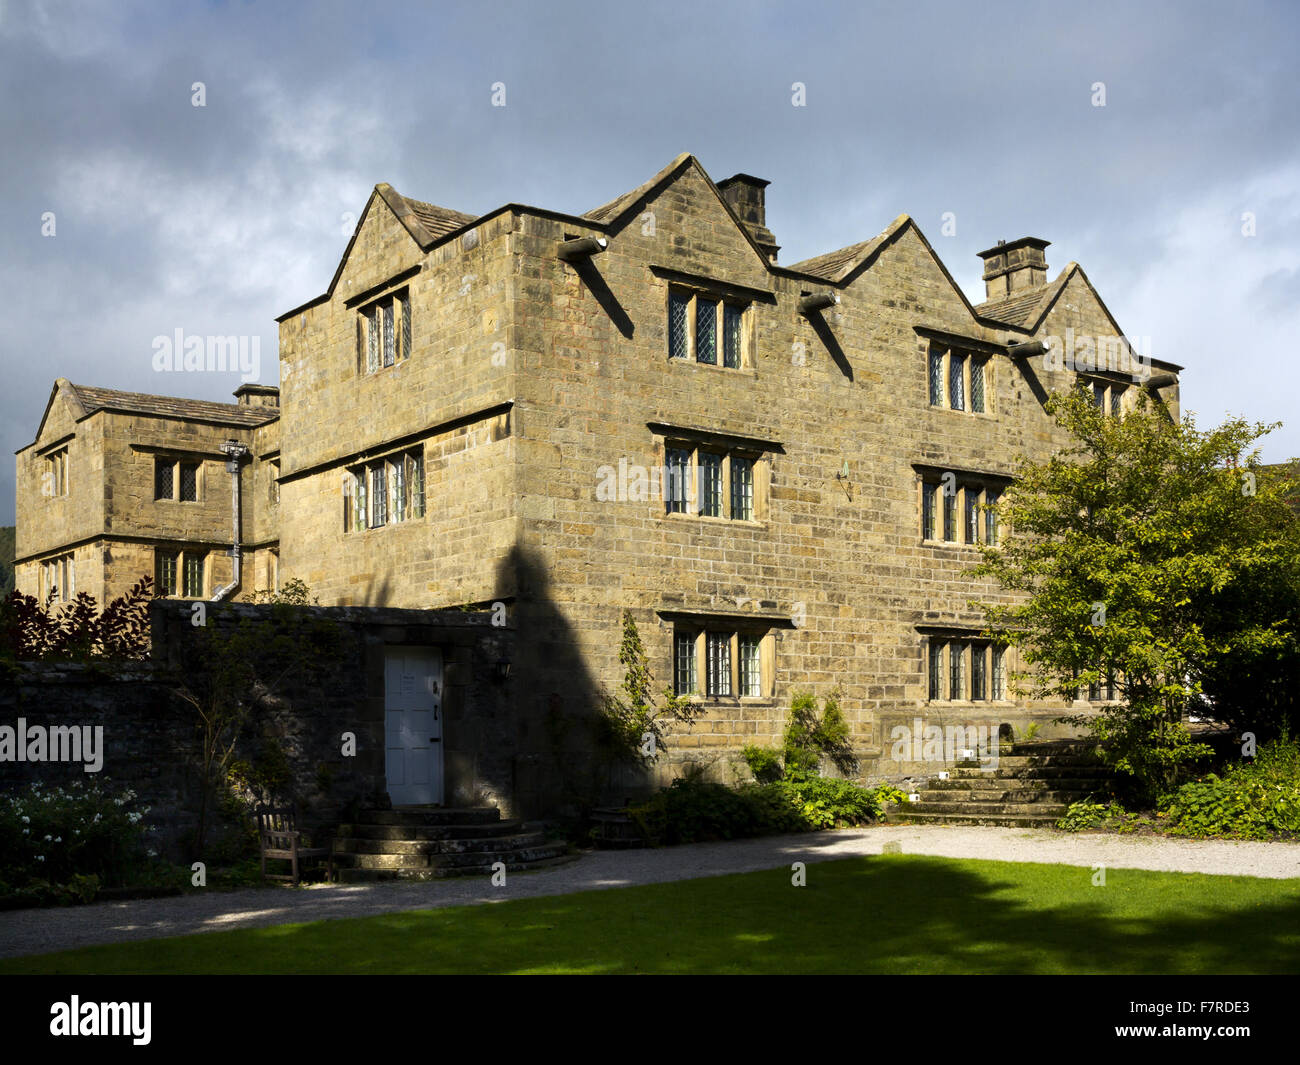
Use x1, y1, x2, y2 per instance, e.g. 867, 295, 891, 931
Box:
745, 688, 857, 782
971, 384, 1299, 796
598, 611, 706, 767
170, 583, 339, 858
0, 578, 154, 666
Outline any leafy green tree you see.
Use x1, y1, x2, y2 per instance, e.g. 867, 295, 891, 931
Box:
598, 611, 706, 766
971, 384, 1299, 796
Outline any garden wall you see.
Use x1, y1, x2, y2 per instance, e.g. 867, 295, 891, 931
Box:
1, 601, 516, 862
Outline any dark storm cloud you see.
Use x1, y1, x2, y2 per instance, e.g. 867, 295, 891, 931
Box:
2, 0, 1298, 524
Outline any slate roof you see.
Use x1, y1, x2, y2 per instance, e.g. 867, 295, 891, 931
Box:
403, 197, 479, 241
788, 233, 891, 282
69, 384, 279, 428
974, 271, 1070, 328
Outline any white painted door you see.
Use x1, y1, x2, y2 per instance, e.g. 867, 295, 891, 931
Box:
384, 647, 444, 806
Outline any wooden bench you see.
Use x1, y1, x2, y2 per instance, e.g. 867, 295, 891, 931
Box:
255, 806, 334, 886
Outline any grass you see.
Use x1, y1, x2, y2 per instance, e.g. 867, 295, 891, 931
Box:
5, 854, 1300, 974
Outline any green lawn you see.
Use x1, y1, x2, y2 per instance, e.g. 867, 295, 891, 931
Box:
6, 854, 1300, 974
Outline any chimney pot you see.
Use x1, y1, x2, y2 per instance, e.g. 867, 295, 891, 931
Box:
977, 236, 1050, 301
718, 173, 780, 263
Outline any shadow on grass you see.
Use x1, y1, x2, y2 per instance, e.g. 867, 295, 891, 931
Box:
7, 855, 1300, 975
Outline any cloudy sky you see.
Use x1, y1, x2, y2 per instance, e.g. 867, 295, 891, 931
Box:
2, 0, 1298, 525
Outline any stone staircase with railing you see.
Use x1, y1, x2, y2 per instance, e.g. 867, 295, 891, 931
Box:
884, 739, 1117, 828
331, 806, 574, 882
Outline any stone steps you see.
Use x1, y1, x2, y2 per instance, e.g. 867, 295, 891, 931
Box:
335, 820, 528, 841
885, 740, 1116, 829
331, 806, 571, 882
917, 788, 1088, 803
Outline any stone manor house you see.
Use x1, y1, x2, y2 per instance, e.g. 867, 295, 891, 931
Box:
13, 153, 1183, 810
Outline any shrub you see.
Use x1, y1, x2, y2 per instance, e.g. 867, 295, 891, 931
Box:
628, 775, 904, 845
1159, 736, 1300, 839
742, 744, 783, 784
0, 578, 154, 666
0, 779, 155, 901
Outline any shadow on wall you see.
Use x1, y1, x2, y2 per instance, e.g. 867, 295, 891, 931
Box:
356, 575, 393, 608
499, 542, 654, 817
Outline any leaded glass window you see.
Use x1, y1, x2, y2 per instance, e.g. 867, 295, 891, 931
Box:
992, 646, 1006, 700
971, 644, 987, 700
949, 353, 965, 410
943, 485, 957, 541
723, 304, 742, 368
409, 451, 425, 518
929, 349, 944, 406
965, 489, 980, 544
970, 358, 985, 413
401, 298, 411, 360
739, 635, 761, 697
155, 459, 173, 501
706, 632, 731, 696
699, 452, 723, 517
669, 291, 689, 360
383, 303, 395, 367
929, 639, 944, 700
949, 642, 965, 700
180, 462, 198, 502
182, 551, 204, 598
922, 482, 936, 540
985, 488, 1000, 545
696, 297, 718, 365
731, 457, 754, 520
675, 632, 697, 695
370, 463, 387, 526
665, 448, 690, 513
366, 306, 379, 372
392, 458, 406, 523
156, 551, 178, 596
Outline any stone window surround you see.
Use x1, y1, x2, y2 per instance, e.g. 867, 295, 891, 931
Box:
921, 335, 997, 417
649, 423, 777, 525
154, 546, 207, 599
1079, 372, 1130, 417
344, 445, 426, 532
659, 607, 791, 705
39, 551, 75, 603
915, 465, 1009, 548
43, 445, 69, 498
152, 454, 204, 504
920, 629, 1012, 705
355, 284, 413, 376
670, 624, 777, 702
652, 266, 774, 374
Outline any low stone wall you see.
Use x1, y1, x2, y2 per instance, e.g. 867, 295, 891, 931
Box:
2, 601, 517, 862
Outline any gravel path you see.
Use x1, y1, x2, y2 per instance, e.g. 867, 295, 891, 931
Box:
2, 825, 1297, 960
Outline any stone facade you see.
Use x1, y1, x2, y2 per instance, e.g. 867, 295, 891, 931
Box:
14, 381, 281, 606
15, 153, 1184, 812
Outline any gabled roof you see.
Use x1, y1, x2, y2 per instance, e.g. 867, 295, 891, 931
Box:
581, 153, 777, 269
69, 384, 278, 428
786, 219, 906, 282
583, 154, 693, 224
404, 196, 479, 242
974, 268, 1073, 330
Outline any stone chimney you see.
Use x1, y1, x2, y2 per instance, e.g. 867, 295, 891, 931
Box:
233, 383, 280, 408
977, 237, 1050, 300
718, 173, 780, 263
